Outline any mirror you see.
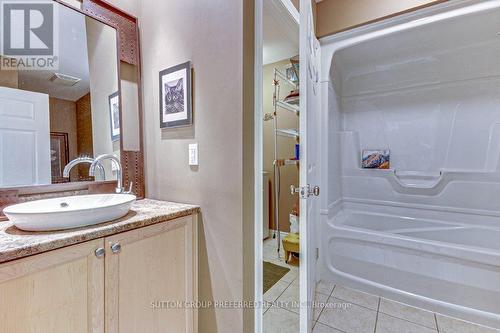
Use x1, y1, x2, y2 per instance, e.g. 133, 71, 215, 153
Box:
0, 2, 120, 188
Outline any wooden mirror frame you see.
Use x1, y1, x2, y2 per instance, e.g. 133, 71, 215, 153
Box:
0, 0, 145, 219
79, 0, 145, 199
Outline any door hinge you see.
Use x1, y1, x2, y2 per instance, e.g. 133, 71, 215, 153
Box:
290, 184, 320, 199
315, 248, 319, 260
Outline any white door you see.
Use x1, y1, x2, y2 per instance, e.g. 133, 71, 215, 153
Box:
299, 0, 321, 332
0, 87, 50, 187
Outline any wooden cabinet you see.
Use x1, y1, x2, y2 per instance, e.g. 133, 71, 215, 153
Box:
105, 215, 198, 333
0, 239, 105, 333
0, 215, 197, 333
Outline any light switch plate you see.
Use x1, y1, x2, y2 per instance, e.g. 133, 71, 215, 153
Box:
189, 143, 198, 166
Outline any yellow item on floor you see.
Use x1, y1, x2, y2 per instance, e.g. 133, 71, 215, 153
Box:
282, 233, 300, 263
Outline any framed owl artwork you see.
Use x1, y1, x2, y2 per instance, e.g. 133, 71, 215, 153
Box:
159, 61, 193, 128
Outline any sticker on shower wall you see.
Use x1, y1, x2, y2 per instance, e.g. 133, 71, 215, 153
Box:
361, 150, 390, 169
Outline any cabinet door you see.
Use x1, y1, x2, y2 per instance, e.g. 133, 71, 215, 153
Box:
0, 239, 105, 333
105, 215, 198, 333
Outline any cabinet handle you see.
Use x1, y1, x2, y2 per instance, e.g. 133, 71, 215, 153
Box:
110, 242, 121, 254
95, 247, 105, 258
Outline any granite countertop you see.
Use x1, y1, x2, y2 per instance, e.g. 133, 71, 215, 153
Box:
0, 199, 199, 264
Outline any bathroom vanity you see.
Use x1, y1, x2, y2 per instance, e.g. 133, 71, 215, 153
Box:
0, 199, 199, 333
0, 1, 200, 332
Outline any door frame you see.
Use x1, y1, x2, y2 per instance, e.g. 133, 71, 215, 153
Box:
254, 0, 264, 332
253, 0, 302, 332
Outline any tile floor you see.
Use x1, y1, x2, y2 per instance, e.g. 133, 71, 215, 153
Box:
262, 237, 500, 333
263, 236, 300, 331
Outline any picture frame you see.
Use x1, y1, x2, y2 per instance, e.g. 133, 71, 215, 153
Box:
159, 61, 192, 128
50, 132, 70, 183
361, 150, 390, 169
108, 91, 120, 141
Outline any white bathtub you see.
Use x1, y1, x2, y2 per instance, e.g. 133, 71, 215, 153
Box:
323, 207, 500, 328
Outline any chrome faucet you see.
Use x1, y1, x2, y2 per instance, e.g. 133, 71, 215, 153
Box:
63, 156, 106, 180
89, 154, 132, 194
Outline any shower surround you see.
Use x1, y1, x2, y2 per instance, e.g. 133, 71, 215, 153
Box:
318, 1, 500, 328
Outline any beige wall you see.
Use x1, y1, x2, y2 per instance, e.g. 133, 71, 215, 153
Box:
139, 1, 245, 330
0, 60, 18, 89
59, 0, 140, 15
263, 60, 299, 232
105, 0, 139, 18
242, 0, 255, 330
106, 0, 253, 332
316, 0, 446, 37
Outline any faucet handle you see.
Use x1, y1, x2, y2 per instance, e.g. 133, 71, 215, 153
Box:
123, 182, 134, 194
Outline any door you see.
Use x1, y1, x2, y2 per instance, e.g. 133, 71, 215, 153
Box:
299, 0, 321, 332
104, 215, 198, 333
0, 239, 105, 333
0, 86, 50, 187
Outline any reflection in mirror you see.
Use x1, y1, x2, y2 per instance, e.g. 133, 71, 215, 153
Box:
0, 3, 119, 188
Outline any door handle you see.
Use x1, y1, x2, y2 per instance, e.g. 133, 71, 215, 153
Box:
311, 186, 320, 197
110, 242, 121, 254
95, 247, 105, 258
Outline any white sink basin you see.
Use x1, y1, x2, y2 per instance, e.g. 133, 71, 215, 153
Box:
4, 194, 136, 231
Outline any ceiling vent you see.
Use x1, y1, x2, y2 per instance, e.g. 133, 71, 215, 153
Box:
49, 73, 81, 86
